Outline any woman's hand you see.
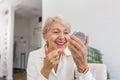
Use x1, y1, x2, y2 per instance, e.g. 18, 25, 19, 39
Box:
41, 47, 61, 78
68, 35, 89, 73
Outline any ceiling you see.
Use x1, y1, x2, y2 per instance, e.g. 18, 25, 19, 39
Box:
0, 0, 42, 18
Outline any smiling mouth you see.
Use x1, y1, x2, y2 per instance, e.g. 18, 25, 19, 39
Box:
55, 42, 65, 46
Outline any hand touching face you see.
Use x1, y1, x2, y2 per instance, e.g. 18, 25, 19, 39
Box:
41, 21, 71, 78
68, 35, 89, 73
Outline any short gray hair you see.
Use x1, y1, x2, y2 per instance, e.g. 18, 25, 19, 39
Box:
42, 16, 71, 36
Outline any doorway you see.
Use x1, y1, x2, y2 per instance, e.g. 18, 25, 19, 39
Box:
13, 2, 42, 80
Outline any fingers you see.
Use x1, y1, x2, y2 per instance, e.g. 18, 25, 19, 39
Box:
44, 48, 62, 69
71, 35, 83, 44
68, 40, 85, 58
68, 35, 88, 63
69, 35, 87, 53
45, 45, 62, 59
50, 56, 59, 65
47, 49, 61, 59
68, 35, 89, 72
68, 42, 82, 63
69, 38, 82, 51
68, 42, 86, 66
70, 35, 89, 48
70, 35, 85, 48
45, 45, 48, 55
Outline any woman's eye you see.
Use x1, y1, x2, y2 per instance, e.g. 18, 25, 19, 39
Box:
53, 31, 59, 33
64, 32, 69, 34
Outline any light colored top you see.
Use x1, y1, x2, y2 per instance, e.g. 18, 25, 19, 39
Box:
27, 46, 96, 80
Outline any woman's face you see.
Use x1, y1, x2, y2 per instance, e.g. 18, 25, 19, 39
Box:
45, 22, 70, 52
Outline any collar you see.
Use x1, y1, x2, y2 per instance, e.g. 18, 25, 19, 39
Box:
64, 47, 72, 56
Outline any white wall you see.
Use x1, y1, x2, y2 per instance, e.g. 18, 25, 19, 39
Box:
29, 18, 42, 51
43, 0, 120, 80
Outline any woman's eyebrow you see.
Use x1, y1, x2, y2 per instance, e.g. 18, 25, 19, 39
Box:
51, 28, 70, 31
64, 28, 70, 32
52, 28, 59, 31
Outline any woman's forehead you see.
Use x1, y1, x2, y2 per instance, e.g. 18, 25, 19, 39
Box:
50, 22, 70, 30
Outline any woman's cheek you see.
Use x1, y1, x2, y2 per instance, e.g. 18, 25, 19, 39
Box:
66, 35, 70, 42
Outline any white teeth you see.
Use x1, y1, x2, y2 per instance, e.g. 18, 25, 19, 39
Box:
56, 42, 64, 45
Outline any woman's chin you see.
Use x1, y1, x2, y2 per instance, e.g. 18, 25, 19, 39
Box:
55, 45, 66, 51
57, 47, 65, 52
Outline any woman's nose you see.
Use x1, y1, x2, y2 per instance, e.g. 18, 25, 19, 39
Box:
58, 33, 65, 39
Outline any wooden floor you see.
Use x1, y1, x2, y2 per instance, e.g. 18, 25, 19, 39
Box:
13, 71, 26, 80
0, 77, 5, 80
0, 70, 26, 80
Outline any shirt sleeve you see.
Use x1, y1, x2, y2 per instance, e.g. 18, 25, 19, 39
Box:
27, 53, 47, 80
74, 67, 96, 80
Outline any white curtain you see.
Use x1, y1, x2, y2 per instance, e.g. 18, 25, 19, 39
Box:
0, 9, 8, 78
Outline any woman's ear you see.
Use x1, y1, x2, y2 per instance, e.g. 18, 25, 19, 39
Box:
46, 40, 49, 47
43, 34, 49, 46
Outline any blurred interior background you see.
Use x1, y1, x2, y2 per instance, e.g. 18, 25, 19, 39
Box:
0, 0, 42, 80
1, 0, 120, 80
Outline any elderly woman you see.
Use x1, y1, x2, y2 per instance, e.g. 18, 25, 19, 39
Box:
27, 16, 95, 80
